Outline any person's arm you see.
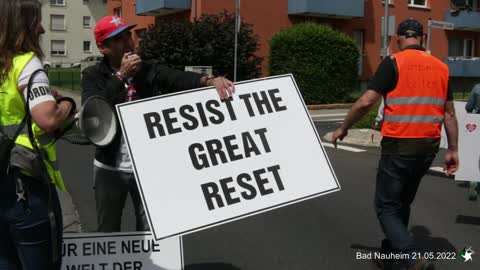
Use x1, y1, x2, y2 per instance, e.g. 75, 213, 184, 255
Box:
331, 56, 395, 147
17, 85, 73, 133
145, 61, 203, 92
145, 60, 234, 99
465, 90, 475, 113
443, 100, 459, 176
331, 90, 382, 147
17, 58, 74, 133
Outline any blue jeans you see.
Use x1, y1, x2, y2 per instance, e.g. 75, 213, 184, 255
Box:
0, 172, 62, 270
374, 154, 435, 260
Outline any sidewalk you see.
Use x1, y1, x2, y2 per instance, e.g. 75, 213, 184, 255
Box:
55, 88, 83, 233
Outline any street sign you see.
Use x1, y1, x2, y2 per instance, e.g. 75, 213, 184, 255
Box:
381, 15, 396, 37
62, 232, 183, 270
116, 74, 340, 240
429, 20, 455, 30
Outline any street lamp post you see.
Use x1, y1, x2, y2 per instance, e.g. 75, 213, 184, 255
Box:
382, 0, 389, 59
234, 0, 240, 82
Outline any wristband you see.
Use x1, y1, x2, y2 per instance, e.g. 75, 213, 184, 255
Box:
201, 75, 216, 86
116, 71, 128, 81
57, 96, 77, 116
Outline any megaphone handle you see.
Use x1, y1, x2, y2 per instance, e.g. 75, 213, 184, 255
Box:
52, 117, 79, 144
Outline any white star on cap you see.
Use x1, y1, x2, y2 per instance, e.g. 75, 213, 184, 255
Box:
110, 16, 123, 27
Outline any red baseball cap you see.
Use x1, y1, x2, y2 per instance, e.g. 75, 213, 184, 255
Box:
94, 16, 137, 45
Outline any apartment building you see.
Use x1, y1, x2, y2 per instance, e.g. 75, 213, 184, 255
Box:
107, 0, 155, 47
110, 0, 480, 88
42, 0, 107, 68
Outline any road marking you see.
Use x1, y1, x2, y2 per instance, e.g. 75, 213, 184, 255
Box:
313, 118, 345, 122
322, 142, 366, 152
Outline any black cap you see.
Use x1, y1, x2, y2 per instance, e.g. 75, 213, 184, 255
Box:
397, 18, 423, 37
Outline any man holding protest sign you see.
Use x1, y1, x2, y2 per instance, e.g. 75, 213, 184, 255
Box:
332, 18, 458, 270
81, 16, 234, 232
465, 83, 480, 201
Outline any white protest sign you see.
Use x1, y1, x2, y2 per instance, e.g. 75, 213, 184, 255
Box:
456, 113, 480, 182
440, 101, 480, 182
117, 74, 340, 240
62, 233, 183, 270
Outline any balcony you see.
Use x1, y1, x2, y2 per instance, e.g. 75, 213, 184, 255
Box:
445, 10, 480, 30
445, 57, 480, 77
136, 0, 190, 16
288, 0, 364, 18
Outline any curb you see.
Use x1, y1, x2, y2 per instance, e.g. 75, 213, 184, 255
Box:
307, 103, 353, 110
323, 129, 382, 147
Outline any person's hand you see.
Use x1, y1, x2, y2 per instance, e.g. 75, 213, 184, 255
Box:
207, 77, 235, 99
119, 52, 142, 78
444, 149, 459, 176
51, 89, 63, 101
331, 127, 348, 148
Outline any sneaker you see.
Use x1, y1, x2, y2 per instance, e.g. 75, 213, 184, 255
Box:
468, 182, 478, 201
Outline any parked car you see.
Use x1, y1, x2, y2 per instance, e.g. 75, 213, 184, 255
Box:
80, 56, 103, 72
43, 60, 52, 70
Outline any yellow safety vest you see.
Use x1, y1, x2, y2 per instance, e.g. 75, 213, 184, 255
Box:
0, 52, 65, 191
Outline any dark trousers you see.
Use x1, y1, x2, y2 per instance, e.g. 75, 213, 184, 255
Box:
374, 154, 435, 256
0, 173, 62, 270
94, 166, 149, 232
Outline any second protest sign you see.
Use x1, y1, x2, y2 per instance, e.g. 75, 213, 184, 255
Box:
116, 75, 340, 240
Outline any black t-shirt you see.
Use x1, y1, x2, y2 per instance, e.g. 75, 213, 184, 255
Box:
367, 45, 452, 155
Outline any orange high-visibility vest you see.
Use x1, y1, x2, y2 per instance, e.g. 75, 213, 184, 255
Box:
381, 49, 449, 138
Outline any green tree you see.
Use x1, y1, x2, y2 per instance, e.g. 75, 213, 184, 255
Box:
269, 23, 359, 104
139, 11, 262, 81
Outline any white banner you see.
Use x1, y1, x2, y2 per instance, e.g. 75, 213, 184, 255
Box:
117, 75, 340, 240
62, 233, 183, 270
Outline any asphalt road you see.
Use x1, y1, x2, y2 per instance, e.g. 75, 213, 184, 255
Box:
57, 113, 480, 270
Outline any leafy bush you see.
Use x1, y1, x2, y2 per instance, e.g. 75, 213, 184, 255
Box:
353, 101, 381, 129
269, 23, 359, 104
139, 11, 262, 81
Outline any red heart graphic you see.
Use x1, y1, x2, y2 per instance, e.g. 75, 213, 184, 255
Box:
466, 123, 477, 132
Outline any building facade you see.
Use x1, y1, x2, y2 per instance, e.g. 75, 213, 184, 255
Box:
111, 0, 480, 89
107, 0, 155, 48
42, 0, 107, 68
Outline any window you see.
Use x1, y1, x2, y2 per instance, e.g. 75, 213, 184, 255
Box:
408, 0, 427, 8
51, 40, 66, 56
50, 0, 65, 6
83, 41, 91, 52
114, 7, 122, 17
448, 38, 475, 58
50, 14, 65, 31
83, 16, 91, 28
83, 0, 89, 4
465, 39, 474, 58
